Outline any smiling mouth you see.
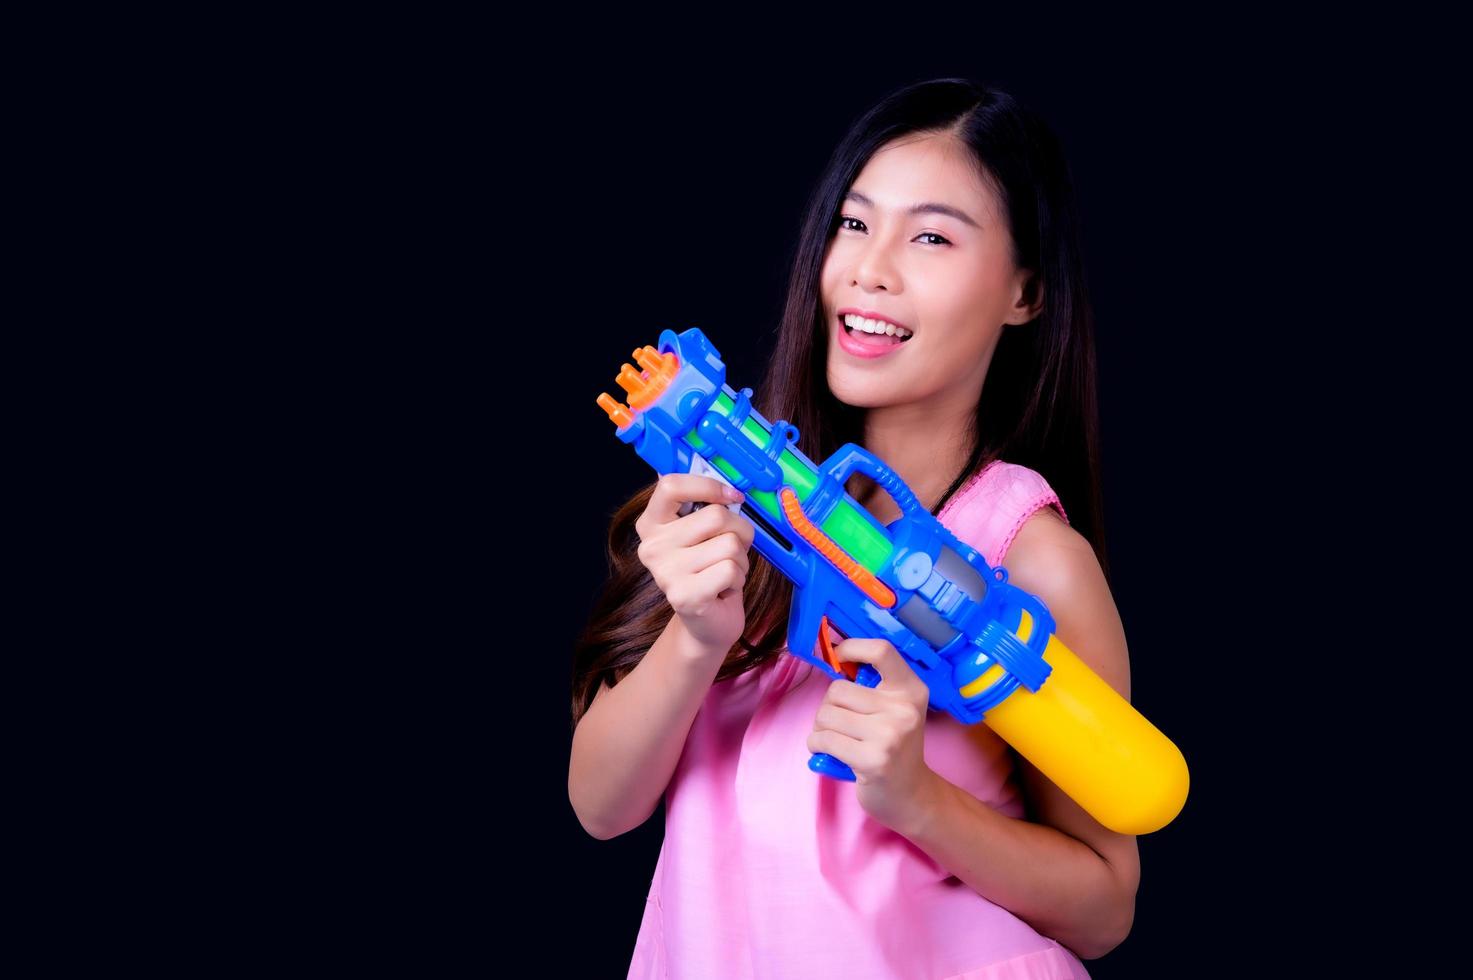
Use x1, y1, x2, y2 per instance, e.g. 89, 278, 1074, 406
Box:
838, 314, 912, 346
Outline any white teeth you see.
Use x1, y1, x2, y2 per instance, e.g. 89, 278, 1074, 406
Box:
843, 313, 912, 339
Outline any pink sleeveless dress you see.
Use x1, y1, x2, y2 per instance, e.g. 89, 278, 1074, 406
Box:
628, 460, 1087, 979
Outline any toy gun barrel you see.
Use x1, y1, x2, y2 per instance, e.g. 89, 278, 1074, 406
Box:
596, 328, 1189, 835
596, 344, 896, 570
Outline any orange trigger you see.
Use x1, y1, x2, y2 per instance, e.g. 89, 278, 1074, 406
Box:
817, 615, 859, 682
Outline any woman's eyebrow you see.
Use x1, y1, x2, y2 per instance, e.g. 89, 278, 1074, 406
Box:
844, 190, 980, 229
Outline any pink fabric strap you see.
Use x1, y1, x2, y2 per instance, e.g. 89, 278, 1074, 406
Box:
939, 460, 1070, 568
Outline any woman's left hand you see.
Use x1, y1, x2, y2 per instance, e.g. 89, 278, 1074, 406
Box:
807, 637, 940, 835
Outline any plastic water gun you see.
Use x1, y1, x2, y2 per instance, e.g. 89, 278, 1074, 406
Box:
595, 327, 1189, 835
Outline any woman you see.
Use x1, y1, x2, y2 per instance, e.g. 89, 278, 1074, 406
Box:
572, 77, 1138, 978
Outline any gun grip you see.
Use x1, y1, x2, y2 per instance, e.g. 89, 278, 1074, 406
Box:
808, 617, 882, 780
807, 661, 883, 781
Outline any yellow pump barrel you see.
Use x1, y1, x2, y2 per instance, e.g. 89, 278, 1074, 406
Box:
964, 607, 1189, 835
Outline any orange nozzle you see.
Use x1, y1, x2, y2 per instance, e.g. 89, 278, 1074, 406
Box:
627, 346, 678, 409
596, 343, 681, 428
597, 392, 633, 429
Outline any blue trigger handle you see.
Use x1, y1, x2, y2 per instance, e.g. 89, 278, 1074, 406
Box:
807, 663, 883, 781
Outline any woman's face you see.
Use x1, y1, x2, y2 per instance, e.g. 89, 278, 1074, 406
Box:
820, 133, 1038, 412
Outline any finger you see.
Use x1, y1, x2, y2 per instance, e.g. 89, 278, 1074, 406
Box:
679, 533, 750, 577
677, 489, 747, 520
834, 638, 927, 698
701, 507, 755, 550
814, 702, 873, 739
808, 729, 866, 768
732, 511, 756, 550
690, 558, 745, 602
666, 504, 740, 550
721, 531, 752, 576
823, 678, 884, 713
653, 473, 742, 524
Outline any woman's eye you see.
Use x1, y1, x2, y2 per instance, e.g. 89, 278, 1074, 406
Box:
835, 217, 950, 246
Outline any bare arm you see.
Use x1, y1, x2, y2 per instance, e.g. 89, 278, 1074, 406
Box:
569, 614, 727, 840
896, 508, 1140, 959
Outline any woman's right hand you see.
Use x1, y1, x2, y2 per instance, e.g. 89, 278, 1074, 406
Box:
635, 473, 756, 657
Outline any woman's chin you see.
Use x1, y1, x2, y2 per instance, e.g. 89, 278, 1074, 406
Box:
826, 372, 904, 408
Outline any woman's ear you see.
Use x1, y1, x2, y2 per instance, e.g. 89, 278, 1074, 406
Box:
1006, 269, 1045, 325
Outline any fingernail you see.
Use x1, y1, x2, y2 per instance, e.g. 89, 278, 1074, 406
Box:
727, 488, 743, 502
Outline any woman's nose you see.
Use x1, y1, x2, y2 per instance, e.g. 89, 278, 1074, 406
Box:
853, 236, 899, 291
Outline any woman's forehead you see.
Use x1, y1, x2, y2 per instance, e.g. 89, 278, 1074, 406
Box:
852, 137, 999, 223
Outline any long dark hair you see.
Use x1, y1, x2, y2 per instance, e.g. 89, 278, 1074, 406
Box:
571, 77, 1107, 733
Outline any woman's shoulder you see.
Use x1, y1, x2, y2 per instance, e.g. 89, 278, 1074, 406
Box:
942, 459, 1070, 567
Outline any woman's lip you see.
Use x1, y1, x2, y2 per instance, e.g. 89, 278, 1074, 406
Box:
837, 317, 907, 358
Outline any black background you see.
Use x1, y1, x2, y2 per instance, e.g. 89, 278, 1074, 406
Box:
210, 22, 1442, 979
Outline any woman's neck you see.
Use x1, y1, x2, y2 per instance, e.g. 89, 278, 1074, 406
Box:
846, 408, 973, 522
